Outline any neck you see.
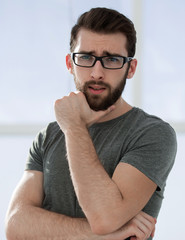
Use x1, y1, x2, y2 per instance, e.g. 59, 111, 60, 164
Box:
97, 98, 132, 123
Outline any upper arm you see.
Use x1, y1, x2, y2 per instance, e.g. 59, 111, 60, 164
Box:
111, 122, 177, 223
112, 162, 157, 222
7, 170, 44, 211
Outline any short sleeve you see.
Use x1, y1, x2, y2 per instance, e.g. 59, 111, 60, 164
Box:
121, 122, 177, 190
25, 127, 46, 172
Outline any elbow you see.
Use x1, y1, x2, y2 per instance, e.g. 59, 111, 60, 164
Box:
91, 222, 110, 235
5, 219, 15, 240
5, 212, 21, 240
6, 230, 14, 240
90, 215, 121, 235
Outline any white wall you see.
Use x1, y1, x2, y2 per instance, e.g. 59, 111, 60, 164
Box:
1, 0, 185, 239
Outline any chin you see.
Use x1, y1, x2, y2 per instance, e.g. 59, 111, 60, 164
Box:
87, 99, 114, 111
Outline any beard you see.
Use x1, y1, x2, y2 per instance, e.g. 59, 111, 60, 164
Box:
74, 66, 130, 111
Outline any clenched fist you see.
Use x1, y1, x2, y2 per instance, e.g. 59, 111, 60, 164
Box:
54, 91, 115, 133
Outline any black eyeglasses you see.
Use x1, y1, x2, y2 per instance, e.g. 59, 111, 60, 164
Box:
72, 53, 132, 70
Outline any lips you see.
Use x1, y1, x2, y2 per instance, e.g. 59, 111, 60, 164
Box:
88, 85, 106, 95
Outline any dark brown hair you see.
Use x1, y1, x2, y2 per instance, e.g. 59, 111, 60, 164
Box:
70, 7, 137, 57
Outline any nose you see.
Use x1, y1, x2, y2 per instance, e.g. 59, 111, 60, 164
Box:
90, 60, 105, 81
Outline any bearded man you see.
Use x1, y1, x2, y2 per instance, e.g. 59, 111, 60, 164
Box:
5, 7, 176, 240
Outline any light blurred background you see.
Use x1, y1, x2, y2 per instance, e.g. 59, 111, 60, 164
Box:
0, 0, 184, 239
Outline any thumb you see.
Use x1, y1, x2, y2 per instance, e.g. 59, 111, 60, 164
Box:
87, 105, 115, 127
95, 105, 115, 120
107, 105, 116, 112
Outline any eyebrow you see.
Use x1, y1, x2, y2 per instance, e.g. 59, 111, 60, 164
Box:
77, 50, 123, 56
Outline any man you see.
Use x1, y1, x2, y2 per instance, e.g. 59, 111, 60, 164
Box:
5, 7, 177, 240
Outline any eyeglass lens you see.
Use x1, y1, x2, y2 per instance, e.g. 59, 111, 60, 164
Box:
73, 53, 127, 69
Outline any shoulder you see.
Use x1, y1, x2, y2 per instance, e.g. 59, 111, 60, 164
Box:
44, 121, 61, 139
122, 108, 177, 188
128, 108, 176, 142
26, 122, 62, 171
31, 121, 62, 153
129, 108, 177, 159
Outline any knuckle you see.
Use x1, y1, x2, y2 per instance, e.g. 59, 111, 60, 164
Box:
77, 91, 85, 99
54, 96, 69, 110
138, 232, 146, 240
68, 91, 75, 97
55, 97, 64, 105
54, 99, 61, 107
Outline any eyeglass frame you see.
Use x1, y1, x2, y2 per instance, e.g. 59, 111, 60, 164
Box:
72, 52, 133, 70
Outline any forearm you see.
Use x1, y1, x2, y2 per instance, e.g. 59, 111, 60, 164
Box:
55, 92, 156, 236
5, 171, 150, 240
65, 126, 125, 234
5, 204, 97, 240
6, 203, 156, 240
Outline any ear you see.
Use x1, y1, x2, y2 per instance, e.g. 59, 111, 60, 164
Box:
127, 58, 137, 79
66, 54, 73, 74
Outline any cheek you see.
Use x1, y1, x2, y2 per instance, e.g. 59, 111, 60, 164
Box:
109, 72, 125, 86
74, 68, 89, 83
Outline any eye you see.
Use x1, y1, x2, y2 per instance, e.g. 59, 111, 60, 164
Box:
106, 56, 120, 62
79, 54, 93, 61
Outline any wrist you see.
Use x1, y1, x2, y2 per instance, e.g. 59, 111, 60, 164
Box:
63, 122, 88, 136
59, 118, 87, 134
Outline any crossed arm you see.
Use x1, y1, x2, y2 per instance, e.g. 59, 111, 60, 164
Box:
5, 92, 157, 239
54, 92, 157, 235
5, 171, 156, 240
65, 126, 157, 235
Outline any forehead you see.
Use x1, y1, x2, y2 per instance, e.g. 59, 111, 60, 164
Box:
74, 28, 128, 56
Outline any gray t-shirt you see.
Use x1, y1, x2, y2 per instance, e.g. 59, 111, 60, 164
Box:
26, 107, 177, 221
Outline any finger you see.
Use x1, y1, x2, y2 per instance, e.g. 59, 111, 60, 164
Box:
95, 105, 115, 119
107, 105, 116, 112
132, 218, 150, 239
137, 212, 156, 229
87, 105, 115, 126
150, 225, 155, 238
139, 211, 155, 224
134, 213, 155, 238
74, 90, 81, 94
150, 219, 157, 237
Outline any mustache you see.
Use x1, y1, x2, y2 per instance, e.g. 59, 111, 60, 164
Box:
84, 80, 111, 89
